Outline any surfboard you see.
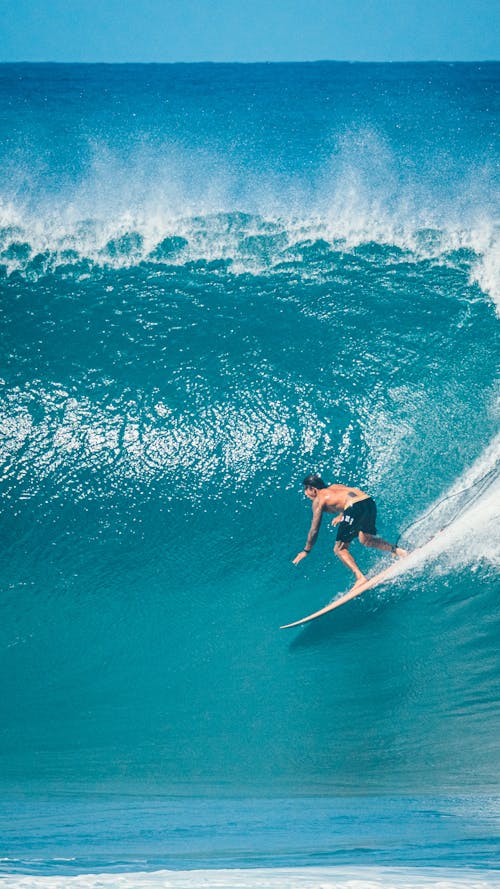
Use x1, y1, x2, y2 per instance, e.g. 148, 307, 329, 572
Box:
280, 560, 403, 629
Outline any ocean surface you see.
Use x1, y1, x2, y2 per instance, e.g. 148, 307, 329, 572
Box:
0, 62, 499, 887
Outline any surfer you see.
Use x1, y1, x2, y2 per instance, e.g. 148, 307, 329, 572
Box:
293, 474, 407, 587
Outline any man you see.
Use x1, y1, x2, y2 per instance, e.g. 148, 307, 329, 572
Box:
293, 473, 407, 587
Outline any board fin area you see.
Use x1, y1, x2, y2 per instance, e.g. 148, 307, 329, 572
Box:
280, 560, 401, 629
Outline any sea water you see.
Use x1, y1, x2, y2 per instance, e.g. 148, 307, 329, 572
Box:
0, 62, 499, 887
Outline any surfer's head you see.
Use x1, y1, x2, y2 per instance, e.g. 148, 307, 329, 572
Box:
303, 474, 327, 498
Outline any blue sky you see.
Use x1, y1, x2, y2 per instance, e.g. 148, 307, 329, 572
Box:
1, 0, 498, 62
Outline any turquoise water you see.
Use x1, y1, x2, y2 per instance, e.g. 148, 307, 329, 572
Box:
0, 62, 499, 883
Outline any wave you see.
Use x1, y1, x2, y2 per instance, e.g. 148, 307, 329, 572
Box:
0, 120, 498, 307
0, 208, 497, 307
0, 65, 498, 802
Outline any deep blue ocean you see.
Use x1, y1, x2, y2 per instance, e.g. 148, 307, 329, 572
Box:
0, 62, 499, 888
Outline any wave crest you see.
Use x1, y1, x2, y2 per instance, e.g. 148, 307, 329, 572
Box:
0, 207, 498, 312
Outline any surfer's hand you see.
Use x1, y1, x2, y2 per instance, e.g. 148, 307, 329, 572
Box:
331, 515, 342, 526
293, 551, 308, 565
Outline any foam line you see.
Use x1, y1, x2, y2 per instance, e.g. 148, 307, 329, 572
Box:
0, 867, 499, 889
399, 432, 500, 572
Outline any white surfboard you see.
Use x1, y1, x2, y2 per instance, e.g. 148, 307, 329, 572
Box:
280, 559, 404, 630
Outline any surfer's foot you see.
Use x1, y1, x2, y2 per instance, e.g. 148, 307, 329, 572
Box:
352, 574, 367, 589
391, 545, 408, 559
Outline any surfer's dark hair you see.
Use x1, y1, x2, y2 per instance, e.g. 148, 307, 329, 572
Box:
303, 474, 327, 489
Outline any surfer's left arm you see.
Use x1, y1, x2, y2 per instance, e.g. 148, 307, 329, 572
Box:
292, 501, 323, 564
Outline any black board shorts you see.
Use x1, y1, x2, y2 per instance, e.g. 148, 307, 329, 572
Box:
336, 497, 377, 544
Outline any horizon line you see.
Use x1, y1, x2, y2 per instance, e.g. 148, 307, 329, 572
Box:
1, 58, 499, 66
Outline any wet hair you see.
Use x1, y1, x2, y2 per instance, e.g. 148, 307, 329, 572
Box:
303, 473, 327, 490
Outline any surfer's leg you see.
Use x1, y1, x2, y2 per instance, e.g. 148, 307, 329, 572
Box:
334, 541, 366, 583
359, 532, 407, 558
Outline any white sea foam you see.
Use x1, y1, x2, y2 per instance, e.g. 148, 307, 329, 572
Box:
0, 140, 498, 311
0, 198, 497, 283
393, 431, 500, 574
0, 868, 499, 889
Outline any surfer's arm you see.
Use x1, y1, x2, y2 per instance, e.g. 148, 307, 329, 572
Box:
293, 502, 323, 564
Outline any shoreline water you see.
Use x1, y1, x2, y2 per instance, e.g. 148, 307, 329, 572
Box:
1, 793, 499, 877
1, 866, 500, 889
